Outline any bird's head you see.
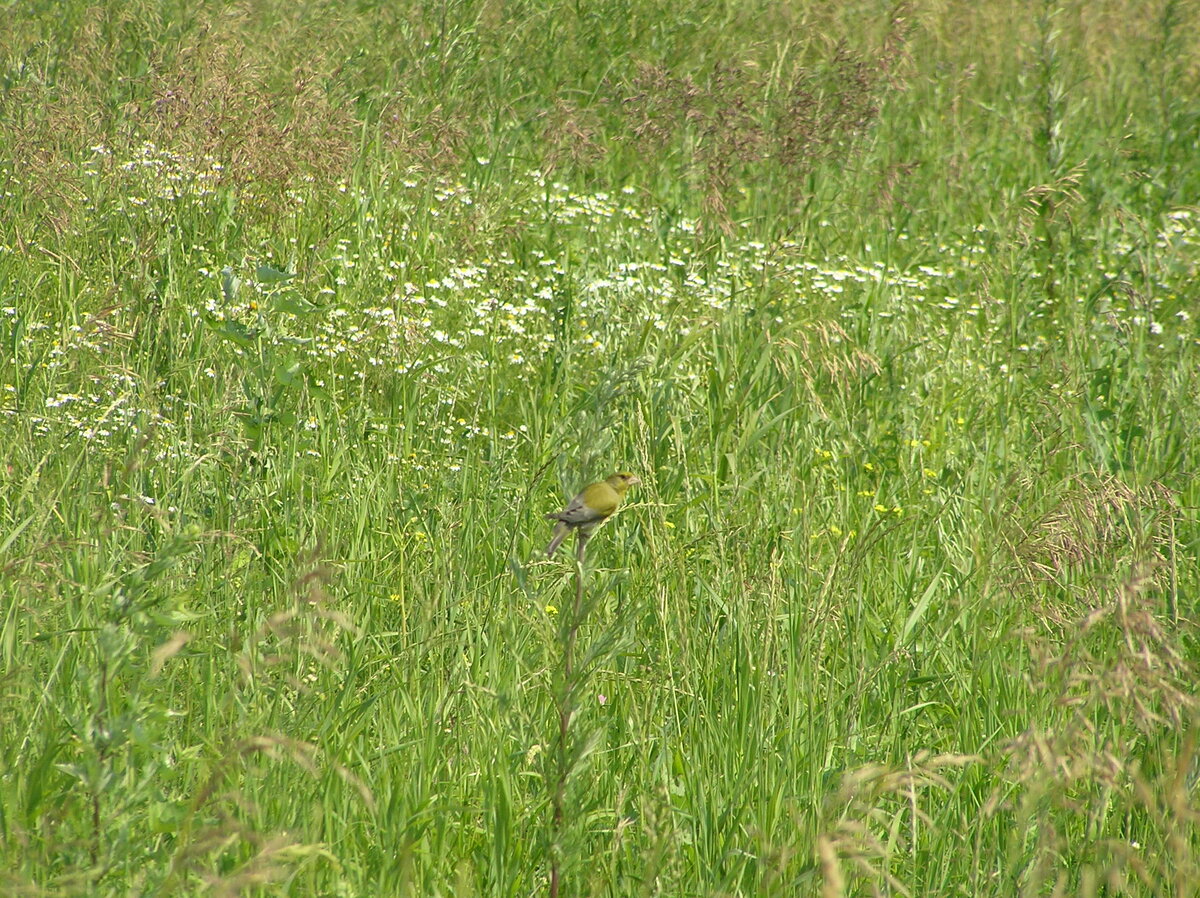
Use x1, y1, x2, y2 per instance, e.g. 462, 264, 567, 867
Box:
606, 472, 641, 494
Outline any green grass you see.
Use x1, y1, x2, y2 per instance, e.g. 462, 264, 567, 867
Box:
2, 0, 1199, 894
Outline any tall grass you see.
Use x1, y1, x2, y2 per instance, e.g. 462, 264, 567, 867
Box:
2, 0, 1199, 894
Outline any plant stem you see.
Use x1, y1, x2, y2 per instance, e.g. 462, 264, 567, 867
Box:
550, 533, 589, 898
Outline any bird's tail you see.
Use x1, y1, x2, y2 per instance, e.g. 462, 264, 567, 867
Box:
546, 522, 570, 557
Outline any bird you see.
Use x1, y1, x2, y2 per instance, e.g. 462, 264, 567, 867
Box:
545, 472, 640, 558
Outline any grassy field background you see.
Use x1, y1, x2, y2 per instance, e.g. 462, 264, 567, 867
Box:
3, 0, 1199, 894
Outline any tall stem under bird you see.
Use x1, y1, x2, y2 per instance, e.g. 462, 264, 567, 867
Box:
550, 532, 587, 898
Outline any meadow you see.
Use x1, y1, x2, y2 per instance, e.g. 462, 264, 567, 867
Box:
2, 1, 1199, 894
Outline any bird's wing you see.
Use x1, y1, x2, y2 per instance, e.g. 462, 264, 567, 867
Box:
553, 491, 609, 525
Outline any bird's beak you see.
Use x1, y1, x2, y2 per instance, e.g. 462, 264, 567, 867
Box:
628, 475, 641, 485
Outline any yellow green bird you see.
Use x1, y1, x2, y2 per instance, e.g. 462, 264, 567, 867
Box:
545, 472, 640, 557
